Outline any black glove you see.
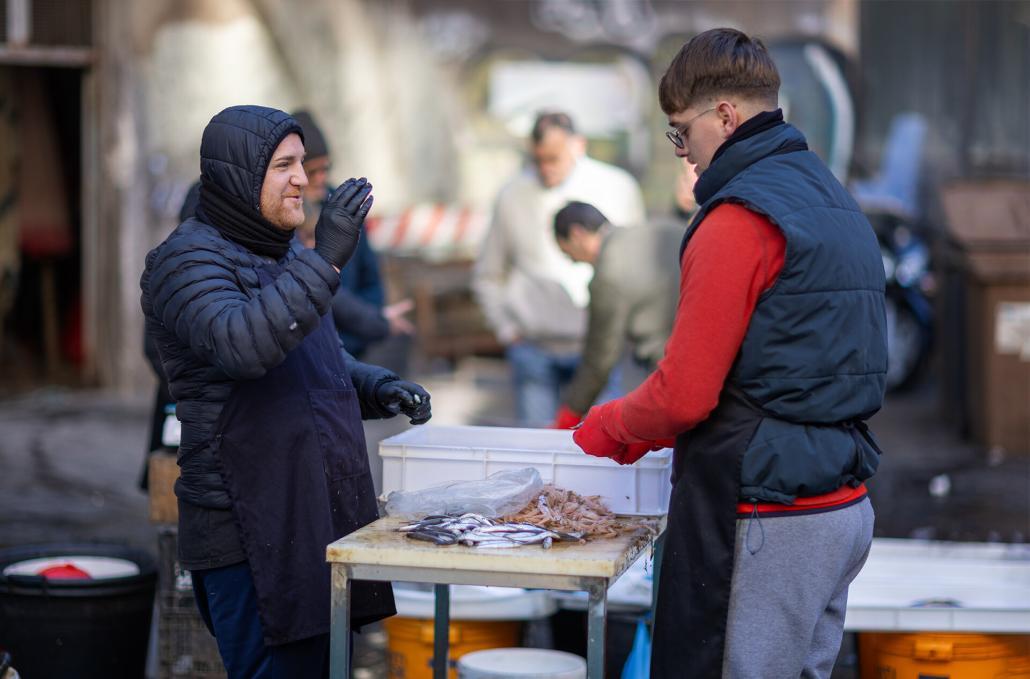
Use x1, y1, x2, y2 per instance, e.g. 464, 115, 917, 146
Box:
375, 380, 432, 424
314, 177, 374, 269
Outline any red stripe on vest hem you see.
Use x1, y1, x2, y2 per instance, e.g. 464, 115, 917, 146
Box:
735, 483, 868, 516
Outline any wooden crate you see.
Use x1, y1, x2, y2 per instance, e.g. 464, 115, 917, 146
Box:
383, 255, 503, 362
148, 452, 180, 524
156, 527, 226, 679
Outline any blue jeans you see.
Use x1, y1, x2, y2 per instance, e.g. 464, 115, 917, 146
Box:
192, 561, 329, 679
506, 341, 621, 426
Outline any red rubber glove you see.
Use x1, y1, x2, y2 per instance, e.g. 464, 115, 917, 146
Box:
612, 441, 653, 466
572, 404, 625, 459
552, 405, 582, 430
611, 438, 676, 465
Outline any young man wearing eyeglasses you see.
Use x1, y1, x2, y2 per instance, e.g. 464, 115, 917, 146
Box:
573, 28, 887, 678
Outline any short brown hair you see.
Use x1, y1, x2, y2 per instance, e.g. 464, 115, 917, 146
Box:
658, 28, 780, 115
531, 111, 576, 143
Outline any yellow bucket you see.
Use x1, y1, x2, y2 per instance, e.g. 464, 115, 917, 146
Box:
1007, 656, 1030, 678
383, 616, 521, 679
859, 632, 1030, 678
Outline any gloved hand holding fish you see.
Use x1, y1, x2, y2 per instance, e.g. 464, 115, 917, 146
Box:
398, 512, 583, 549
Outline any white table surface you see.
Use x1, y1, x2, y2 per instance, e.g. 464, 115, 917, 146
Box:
843, 538, 1030, 632
558, 537, 1030, 633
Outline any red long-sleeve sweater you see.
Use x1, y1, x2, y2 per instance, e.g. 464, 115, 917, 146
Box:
602, 203, 865, 513
606, 203, 784, 440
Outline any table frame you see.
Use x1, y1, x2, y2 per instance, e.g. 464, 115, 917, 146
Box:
330, 563, 613, 678
329, 524, 666, 679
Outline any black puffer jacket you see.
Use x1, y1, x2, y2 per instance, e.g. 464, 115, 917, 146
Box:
140, 106, 399, 509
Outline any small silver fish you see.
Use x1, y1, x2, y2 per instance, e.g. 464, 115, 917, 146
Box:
407, 530, 457, 545
508, 532, 560, 545
458, 533, 506, 545
472, 540, 522, 549
476, 525, 524, 534
509, 522, 552, 533
399, 522, 427, 532
457, 513, 494, 524
401, 514, 573, 550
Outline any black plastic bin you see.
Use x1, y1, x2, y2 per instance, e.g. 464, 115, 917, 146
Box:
0, 543, 157, 679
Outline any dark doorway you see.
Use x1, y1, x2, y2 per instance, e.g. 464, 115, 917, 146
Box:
0, 65, 83, 394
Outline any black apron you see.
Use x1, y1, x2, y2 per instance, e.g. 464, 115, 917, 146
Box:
212, 263, 395, 646
651, 390, 759, 678
651, 388, 878, 677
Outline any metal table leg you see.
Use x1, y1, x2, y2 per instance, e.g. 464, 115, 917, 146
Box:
330, 565, 352, 679
586, 579, 608, 679
433, 584, 450, 679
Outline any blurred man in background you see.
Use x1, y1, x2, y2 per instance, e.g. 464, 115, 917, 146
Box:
573, 29, 885, 677
139, 181, 200, 491
550, 200, 682, 429
293, 110, 414, 361
671, 158, 699, 221
474, 111, 644, 426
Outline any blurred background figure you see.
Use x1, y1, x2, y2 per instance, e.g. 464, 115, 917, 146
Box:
139, 180, 199, 490
672, 160, 699, 222
0, 70, 18, 370
550, 197, 684, 430
292, 109, 414, 362
641, 158, 701, 253
473, 111, 644, 427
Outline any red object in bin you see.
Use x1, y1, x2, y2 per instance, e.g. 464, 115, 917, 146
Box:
37, 563, 92, 580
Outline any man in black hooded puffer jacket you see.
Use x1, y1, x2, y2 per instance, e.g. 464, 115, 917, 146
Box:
141, 105, 430, 677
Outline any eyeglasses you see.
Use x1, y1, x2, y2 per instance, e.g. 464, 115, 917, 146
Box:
665, 108, 716, 149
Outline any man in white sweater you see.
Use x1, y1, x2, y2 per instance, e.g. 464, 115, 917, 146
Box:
474, 111, 645, 426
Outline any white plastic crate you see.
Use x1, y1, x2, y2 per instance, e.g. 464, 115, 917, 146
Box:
378, 425, 672, 516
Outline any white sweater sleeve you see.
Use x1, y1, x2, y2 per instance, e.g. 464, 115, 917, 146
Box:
473, 200, 520, 345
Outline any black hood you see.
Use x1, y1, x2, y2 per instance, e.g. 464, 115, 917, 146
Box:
199, 105, 304, 213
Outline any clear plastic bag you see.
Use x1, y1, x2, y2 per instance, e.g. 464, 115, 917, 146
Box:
384, 467, 543, 518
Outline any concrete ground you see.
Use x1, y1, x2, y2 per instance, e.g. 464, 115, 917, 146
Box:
867, 379, 1029, 543
0, 356, 1027, 676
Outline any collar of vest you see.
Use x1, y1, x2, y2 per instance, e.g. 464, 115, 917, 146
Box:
694, 123, 809, 205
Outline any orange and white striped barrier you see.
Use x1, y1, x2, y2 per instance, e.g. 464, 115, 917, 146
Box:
365, 204, 489, 258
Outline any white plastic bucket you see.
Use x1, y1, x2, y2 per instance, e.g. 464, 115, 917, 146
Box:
3, 556, 140, 579
393, 583, 556, 621
457, 648, 586, 678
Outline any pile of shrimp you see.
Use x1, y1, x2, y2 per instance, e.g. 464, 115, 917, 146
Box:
501, 484, 622, 540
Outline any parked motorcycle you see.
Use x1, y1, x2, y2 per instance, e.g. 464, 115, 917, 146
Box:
847, 110, 933, 392
870, 212, 935, 391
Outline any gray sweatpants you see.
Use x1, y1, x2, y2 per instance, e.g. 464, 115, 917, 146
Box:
722, 498, 874, 679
